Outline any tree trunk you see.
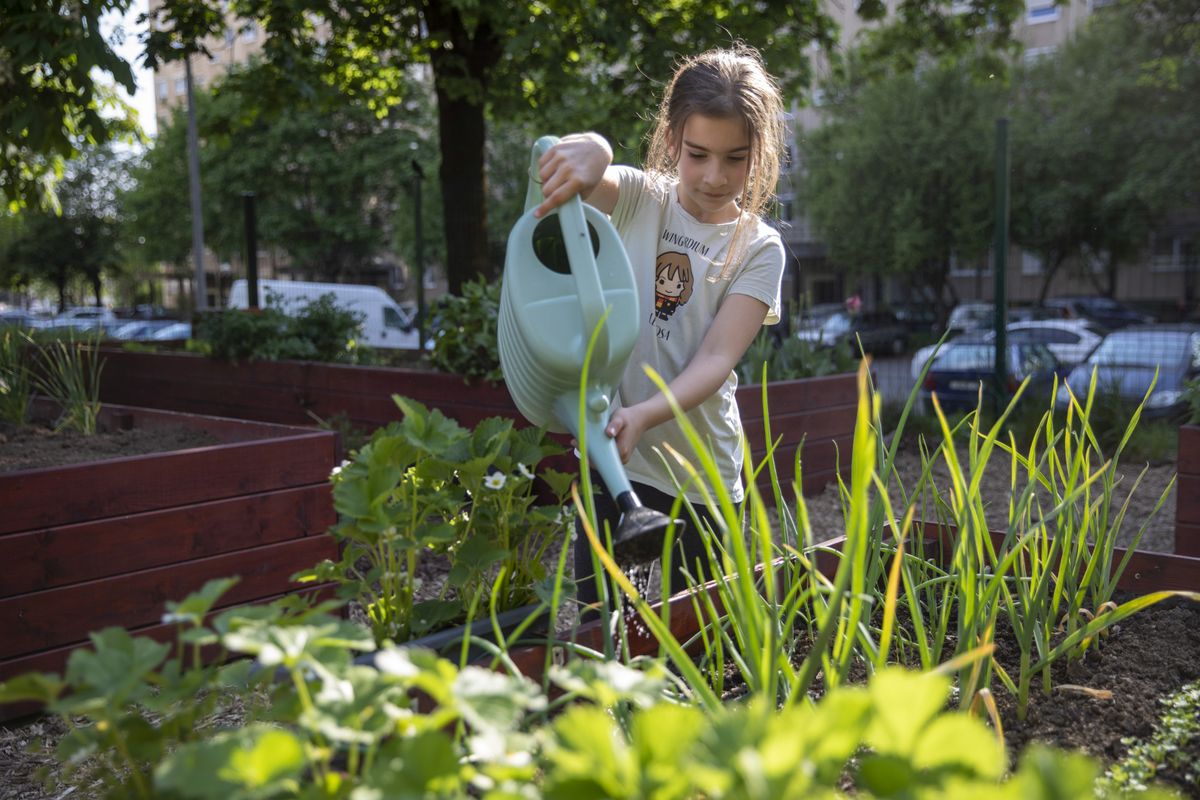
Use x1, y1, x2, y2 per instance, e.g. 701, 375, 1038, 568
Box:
424, 1, 502, 295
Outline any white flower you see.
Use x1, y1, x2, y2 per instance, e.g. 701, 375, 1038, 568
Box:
329, 459, 351, 478
517, 462, 535, 480
484, 472, 507, 490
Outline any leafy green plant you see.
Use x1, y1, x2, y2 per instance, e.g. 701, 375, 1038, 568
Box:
736, 328, 857, 385
427, 277, 503, 383
298, 395, 574, 647
33, 330, 105, 434
0, 577, 1140, 800
195, 291, 372, 364
1098, 679, 1200, 797
0, 326, 34, 424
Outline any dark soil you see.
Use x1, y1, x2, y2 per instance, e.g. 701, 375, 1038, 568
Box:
993, 597, 1200, 796
0, 419, 219, 473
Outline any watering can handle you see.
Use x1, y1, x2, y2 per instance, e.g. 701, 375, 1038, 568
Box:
524, 135, 610, 365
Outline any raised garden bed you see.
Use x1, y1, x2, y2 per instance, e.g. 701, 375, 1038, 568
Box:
0, 402, 339, 722
1175, 424, 1200, 557
95, 347, 857, 498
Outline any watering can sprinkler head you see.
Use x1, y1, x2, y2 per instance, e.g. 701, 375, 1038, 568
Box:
608, 490, 680, 565
498, 135, 680, 567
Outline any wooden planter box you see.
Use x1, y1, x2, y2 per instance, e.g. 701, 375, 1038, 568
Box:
1175, 425, 1200, 557
96, 348, 857, 498
0, 402, 339, 721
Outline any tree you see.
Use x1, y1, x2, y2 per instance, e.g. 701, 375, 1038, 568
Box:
801, 61, 1004, 315
1, 0, 140, 212
7, 146, 129, 310
122, 59, 431, 282
1010, 0, 1195, 299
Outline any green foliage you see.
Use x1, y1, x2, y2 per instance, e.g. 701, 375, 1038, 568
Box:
1098, 679, 1200, 798
1009, 3, 1189, 299
298, 395, 573, 646
6, 145, 129, 310
195, 292, 369, 364
427, 278, 503, 383
123, 58, 433, 278
0, 577, 1127, 800
802, 58, 1003, 316
736, 329, 858, 385
0, 327, 35, 424
0, 0, 140, 212
33, 332, 105, 435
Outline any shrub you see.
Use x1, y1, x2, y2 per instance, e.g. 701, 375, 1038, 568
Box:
195, 291, 371, 364
428, 278, 502, 383
736, 329, 857, 385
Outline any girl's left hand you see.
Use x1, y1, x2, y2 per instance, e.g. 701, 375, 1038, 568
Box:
604, 406, 649, 464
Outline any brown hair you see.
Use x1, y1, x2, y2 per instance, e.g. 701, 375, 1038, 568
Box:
655, 251, 695, 304
644, 44, 785, 280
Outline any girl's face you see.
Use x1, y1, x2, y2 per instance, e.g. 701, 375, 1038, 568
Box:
671, 113, 751, 224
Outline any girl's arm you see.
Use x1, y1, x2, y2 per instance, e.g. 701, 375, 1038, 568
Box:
606, 294, 770, 462
533, 132, 620, 217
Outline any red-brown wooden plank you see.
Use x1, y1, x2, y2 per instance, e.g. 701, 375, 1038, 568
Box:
1178, 425, 1200, 474
740, 406, 857, 450
1175, 521, 1200, 558
0, 584, 338, 723
0, 484, 333, 598
1175, 475, 1200, 526
736, 372, 858, 417
0, 536, 337, 659
2, 433, 336, 534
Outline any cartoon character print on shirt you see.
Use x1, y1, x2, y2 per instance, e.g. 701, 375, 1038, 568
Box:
653, 251, 694, 326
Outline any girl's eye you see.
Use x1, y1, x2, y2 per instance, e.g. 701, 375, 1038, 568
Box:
688, 152, 706, 160
729, 155, 747, 163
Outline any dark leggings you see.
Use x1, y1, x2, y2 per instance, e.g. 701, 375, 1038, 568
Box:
573, 479, 719, 610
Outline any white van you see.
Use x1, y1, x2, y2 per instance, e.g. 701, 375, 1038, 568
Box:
227, 279, 420, 350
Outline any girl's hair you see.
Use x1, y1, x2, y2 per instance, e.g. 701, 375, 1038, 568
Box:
645, 44, 786, 280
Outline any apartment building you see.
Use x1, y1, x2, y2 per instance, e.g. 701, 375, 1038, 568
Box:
781, 0, 1197, 318
147, 0, 267, 127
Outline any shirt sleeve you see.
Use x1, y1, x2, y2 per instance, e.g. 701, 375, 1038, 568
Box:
728, 228, 785, 325
608, 166, 665, 231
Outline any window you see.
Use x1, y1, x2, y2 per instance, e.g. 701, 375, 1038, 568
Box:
174, 78, 186, 95
1023, 45, 1056, 64
1026, 3, 1059, 23
241, 24, 257, 42
949, 250, 991, 278
1020, 250, 1044, 275
156, 80, 168, 99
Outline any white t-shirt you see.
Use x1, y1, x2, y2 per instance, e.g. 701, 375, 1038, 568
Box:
606, 166, 784, 504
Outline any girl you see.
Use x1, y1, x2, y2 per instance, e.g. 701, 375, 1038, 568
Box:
534, 45, 787, 607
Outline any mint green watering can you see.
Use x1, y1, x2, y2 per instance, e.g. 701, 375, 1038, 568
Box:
498, 135, 676, 563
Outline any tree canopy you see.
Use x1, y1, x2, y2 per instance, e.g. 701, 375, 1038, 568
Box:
800, 60, 1004, 312
0, 0, 140, 212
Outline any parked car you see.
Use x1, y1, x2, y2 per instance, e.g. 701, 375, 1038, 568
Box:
921, 340, 1060, 413
109, 320, 178, 341
1044, 296, 1154, 330
1006, 319, 1106, 368
796, 309, 908, 356
0, 308, 52, 330
793, 303, 845, 334
49, 306, 118, 332
150, 321, 193, 341
946, 302, 1064, 335
1056, 324, 1200, 419
891, 302, 939, 334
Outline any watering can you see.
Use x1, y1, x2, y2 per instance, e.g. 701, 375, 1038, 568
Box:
498, 135, 677, 564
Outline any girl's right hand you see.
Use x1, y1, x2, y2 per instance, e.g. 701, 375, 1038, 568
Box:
533, 133, 612, 218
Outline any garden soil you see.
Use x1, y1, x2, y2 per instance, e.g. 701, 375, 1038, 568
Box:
0, 420, 219, 473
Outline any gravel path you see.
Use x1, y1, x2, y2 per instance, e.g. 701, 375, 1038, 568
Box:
797, 438, 1177, 553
